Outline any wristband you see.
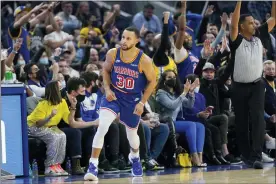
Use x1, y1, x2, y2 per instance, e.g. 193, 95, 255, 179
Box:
139, 101, 145, 106
12, 50, 18, 54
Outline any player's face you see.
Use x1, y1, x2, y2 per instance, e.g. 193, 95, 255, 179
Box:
120, 30, 139, 50
241, 16, 256, 35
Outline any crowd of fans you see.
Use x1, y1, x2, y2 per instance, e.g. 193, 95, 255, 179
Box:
1, 1, 275, 177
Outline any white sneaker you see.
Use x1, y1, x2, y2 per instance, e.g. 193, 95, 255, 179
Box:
262, 152, 274, 163
55, 164, 69, 176
45, 166, 61, 176
266, 138, 275, 149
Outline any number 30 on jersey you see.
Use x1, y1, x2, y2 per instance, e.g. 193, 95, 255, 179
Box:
116, 75, 135, 90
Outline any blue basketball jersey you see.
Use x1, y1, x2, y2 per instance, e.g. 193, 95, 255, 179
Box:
177, 51, 199, 83
111, 48, 147, 95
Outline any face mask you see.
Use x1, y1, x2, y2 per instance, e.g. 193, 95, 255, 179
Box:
165, 78, 176, 88
76, 94, 85, 102
61, 80, 66, 89
17, 60, 25, 66
93, 70, 100, 76
194, 86, 200, 93
39, 58, 49, 65
265, 75, 275, 82
91, 85, 99, 93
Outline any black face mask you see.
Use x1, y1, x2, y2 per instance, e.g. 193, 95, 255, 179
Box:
165, 78, 176, 88
91, 85, 99, 93
265, 75, 275, 82
76, 95, 85, 103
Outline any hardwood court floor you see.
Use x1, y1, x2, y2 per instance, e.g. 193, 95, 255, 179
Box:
3, 163, 275, 184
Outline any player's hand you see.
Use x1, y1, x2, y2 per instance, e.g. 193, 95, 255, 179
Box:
106, 89, 117, 101
133, 102, 144, 116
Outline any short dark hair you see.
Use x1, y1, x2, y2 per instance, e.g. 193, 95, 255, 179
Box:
125, 26, 140, 38
67, 77, 86, 94
209, 23, 218, 27
239, 14, 252, 30
80, 72, 99, 88
144, 31, 154, 38
45, 80, 62, 105
24, 63, 36, 74
144, 3, 154, 10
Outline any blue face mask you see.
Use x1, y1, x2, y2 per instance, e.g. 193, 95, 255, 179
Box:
17, 59, 25, 66
39, 58, 49, 65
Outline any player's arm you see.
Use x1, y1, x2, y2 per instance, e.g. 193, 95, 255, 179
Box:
140, 55, 157, 104
230, 1, 241, 41
103, 48, 116, 91
267, 1, 275, 32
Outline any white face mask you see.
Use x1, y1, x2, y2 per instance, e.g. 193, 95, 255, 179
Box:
194, 86, 200, 93
17, 59, 25, 66
61, 80, 66, 89
39, 57, 49, 65
93, 70, 100, 76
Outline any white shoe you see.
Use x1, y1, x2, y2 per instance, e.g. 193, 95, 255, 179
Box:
55, 164, 69, 176
262, 152, 274, 163
266, 138, 275, 149
44, 166, 61, 176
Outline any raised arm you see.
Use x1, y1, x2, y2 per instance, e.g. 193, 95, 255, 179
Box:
175, 1, 187, 50
14, 3, 43, 29
153, 11, 170, 67
230, 1, 241, 41
102, 4, 120, 32
29, 8, 50, 28
267, 1, 275, 32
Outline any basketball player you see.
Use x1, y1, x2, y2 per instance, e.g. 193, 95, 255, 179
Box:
84, 27, 157, 181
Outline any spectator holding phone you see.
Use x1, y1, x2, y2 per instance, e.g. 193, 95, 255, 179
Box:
183, 74, 231, 165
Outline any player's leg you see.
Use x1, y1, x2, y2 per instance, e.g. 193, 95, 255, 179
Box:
125, 126, 143, 177
120, 103, 143, 177
84, 107, 118, 181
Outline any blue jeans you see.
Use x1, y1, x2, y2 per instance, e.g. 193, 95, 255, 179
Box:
142, 123, 169, 160
174, 121, 205, 154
